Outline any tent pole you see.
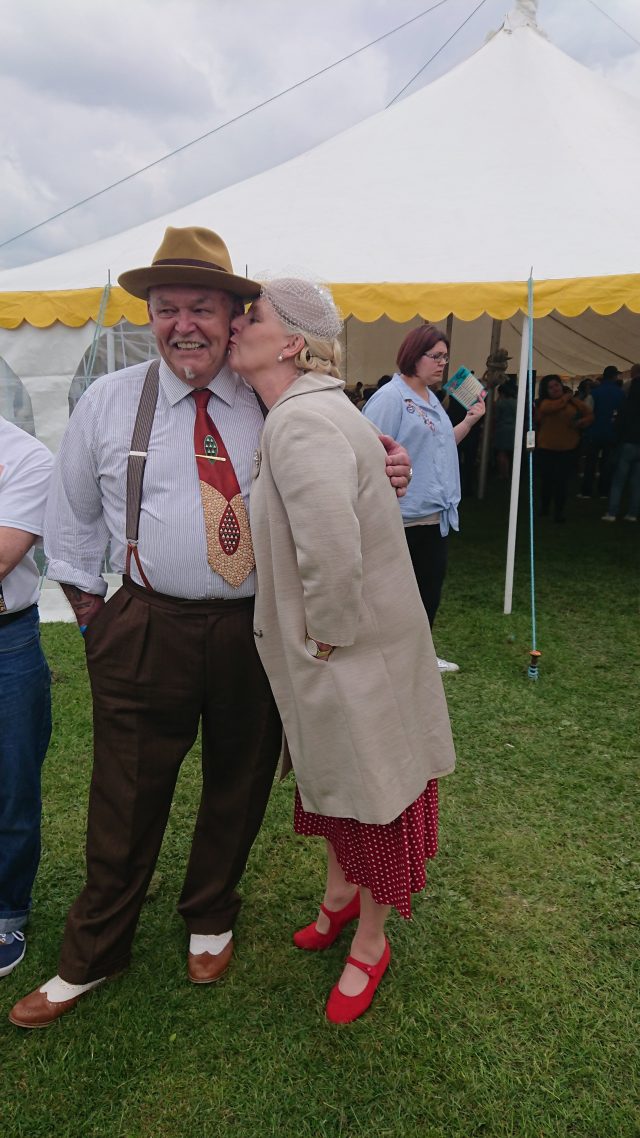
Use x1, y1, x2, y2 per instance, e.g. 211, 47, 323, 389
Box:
443, 313, 454, 383
83, 282, 111, 389
503, 315, 530, 614
477, 318, 502, 499
441, 311, 454, 399
106, 326, 115, 374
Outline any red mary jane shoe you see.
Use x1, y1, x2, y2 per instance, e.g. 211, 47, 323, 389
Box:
293, 892, 360, 951
325, 939, 391, 1024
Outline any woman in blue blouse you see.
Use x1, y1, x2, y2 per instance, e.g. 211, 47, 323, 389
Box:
363, 324, 485, 673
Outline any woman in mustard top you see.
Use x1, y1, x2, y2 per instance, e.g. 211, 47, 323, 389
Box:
535, 374, 593, 522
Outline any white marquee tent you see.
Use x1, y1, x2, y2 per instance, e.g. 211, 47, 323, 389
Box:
1, 0, 640, 453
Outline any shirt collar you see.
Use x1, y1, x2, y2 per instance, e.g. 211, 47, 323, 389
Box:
394, 373, 440, 410
159, 358, 242, 408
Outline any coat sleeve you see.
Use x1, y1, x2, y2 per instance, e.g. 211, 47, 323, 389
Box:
267, 408, 363, 647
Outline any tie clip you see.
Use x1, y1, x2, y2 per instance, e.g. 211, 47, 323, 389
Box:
195, 454, 226, 461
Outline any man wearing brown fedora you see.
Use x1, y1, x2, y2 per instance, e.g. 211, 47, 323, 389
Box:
10, 226, 410, 1028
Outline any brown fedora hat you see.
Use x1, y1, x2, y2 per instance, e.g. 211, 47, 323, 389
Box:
118, 226, 260, 300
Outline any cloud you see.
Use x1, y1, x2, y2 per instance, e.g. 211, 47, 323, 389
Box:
540, 0, 640, 92
0, 0, 405, 265
2, 0, 212, 116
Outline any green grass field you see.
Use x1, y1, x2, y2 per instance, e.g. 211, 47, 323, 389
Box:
2, 482, 638, 1137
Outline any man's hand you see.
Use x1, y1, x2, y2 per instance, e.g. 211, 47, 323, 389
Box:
379, 434, 411, 499
60, 584, 105, 630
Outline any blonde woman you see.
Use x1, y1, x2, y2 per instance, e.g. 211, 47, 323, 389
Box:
228, 279, 455, 1025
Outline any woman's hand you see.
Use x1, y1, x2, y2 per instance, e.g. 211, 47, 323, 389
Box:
305, 635, 335, 660
466, 397, 487, 425
454, 394, 486, 445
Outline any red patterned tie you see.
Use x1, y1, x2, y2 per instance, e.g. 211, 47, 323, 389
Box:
191, 388, 254, 587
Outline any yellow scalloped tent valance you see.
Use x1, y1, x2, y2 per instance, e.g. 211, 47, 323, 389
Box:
333, 274, 640, 323
2, 273, 640, 329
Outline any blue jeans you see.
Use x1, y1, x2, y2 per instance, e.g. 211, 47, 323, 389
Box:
0, 605, 51, 933
607, 443, 640, 518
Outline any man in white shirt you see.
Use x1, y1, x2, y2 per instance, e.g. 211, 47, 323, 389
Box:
0, 416, 53, 978
10, 227, 410, 1028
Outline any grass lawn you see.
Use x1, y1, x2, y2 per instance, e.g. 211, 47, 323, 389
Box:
2, 481, 638, 1137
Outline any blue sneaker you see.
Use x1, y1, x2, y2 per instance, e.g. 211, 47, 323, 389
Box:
0, 931, 26, 977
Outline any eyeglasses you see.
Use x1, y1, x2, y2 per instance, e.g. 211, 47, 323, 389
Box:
423, 352, 449, 363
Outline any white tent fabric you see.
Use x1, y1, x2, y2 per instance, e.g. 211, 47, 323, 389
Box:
1, 2, 640, 454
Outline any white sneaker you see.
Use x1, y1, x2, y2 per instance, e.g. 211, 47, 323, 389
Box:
623, 515, 637, 522
436, 657, 460, 673
601, 514, 616, 522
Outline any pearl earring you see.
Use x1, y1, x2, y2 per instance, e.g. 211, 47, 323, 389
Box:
277, 353, 284, 362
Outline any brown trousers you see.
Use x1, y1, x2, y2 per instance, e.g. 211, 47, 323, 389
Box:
58, 577, 282, 984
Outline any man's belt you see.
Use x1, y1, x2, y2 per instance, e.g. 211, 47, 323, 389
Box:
0, 603, 37, 628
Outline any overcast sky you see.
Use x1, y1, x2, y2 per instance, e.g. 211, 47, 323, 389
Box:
2, 0, 639, 269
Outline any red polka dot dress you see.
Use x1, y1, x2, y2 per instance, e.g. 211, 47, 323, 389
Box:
293, 778, 439, 919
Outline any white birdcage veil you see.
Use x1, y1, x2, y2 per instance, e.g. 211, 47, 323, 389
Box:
257, 273, 343, 341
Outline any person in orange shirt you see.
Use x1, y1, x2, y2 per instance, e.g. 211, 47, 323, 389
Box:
535, 375, 593, 523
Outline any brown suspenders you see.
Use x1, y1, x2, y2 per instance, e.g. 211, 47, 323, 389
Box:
125, 360, 160, 589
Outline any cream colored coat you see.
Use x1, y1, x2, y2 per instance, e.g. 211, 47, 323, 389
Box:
251, 372, 456, 825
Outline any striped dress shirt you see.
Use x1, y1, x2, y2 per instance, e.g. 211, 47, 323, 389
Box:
44, 359, 264, 599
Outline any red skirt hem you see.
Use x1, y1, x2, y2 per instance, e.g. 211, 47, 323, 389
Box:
293, 779, 439, 918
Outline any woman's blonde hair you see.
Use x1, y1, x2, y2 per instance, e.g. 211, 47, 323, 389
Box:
294, 333, 342, 379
